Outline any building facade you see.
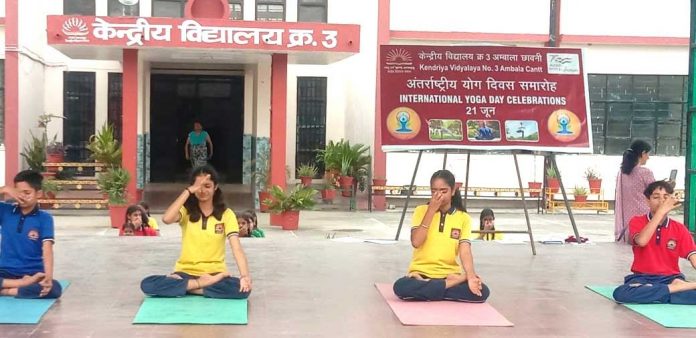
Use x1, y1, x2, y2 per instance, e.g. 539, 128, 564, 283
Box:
0, 0, 690, 209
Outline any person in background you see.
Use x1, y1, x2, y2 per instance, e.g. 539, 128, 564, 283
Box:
119, 205, 157, 237
477, 208, 503, 241
237, 209, 264, 238
184, 120, 213, 169
139, 201, 159, 234
615, 140, 655, 244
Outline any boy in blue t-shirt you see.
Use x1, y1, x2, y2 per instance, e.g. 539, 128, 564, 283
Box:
0, 170, 62, 298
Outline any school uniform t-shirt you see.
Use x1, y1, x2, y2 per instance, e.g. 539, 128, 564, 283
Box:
147, 217, 159, 231
175, 207, 239, 276
0, 202, 54, 275
408, 205, 472, 278
629, 214, 696, 276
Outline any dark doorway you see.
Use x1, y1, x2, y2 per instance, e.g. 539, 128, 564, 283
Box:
150, 74, 244, 183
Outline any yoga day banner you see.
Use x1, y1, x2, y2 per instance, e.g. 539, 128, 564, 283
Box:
380, 45, 592, 153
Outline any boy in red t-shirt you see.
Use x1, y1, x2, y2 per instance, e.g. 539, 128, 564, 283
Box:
613, 181, 696, 304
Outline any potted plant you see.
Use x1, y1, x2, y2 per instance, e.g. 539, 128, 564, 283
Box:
21, 131, 46, 173
317, 140, 342, 181
36, 114, 67, 172
528, 181, 542, 197
339, 156, 354, 197
546, 167, 560, 193
320, 175, 337, 203
41, 179, 62, 200
585, 167, 602, 194
98, 167, 131, 228
88, 123, 122, 168
573, 186, 588, 202
297, 163, 318, 187
264, 184, 318, 230
372, 177, 387, 195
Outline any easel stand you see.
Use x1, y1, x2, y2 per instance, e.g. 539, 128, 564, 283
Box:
393, 150, 583, 255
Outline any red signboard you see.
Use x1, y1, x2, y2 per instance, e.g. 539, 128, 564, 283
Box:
47, 16, 360, 53
380, 45, 592, 153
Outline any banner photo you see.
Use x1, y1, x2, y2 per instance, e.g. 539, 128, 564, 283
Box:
380, 45, 592, 153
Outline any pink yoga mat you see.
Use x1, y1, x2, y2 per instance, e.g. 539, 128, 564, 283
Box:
375, 283, 514, 326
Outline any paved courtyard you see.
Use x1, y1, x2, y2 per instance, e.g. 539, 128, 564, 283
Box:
2, 209, 695, 337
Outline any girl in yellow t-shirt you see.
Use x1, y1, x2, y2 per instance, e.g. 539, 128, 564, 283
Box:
478, 208, 504, 241
140, 165, 251, 299
393, 169, 490, 302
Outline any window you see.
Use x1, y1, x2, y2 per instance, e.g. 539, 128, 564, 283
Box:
108, 0, 140, 16
63, 72, 96, 162
152, 0, 185, 18
256, 0, 285, 21
108, 73, 123, 144
229, 0, 243, 20
296, 77, 327, 176
588, 74, 688, 156
64, 0, 96, 15
298, 0, 327, 22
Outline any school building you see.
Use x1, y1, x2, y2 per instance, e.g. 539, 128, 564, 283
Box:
0, 0, 690, 209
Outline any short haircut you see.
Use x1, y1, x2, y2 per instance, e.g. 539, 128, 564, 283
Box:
14, 170, 43, 191
643, 180, 675, 198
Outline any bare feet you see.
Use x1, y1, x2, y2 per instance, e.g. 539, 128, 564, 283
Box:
445, 274, 468, 289
21, 272, 46, 286
196, 273, 228, 288
407, 272, 430, 281
668, 278, 696, 293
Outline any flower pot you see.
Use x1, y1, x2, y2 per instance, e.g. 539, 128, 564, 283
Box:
547, 178, 560, 193
574, 195, 588, 203
321, 189, 336, 202
340, 176, 354, 197
280, 210, 300, 230
46, 153, 64, 173
270, 213, 283, 226
528, 182, 542, 197
300, 176, 313, 187
588, 179, 602, 194
109, 204, 128, 229
258, 191, 271, 213
372, 178, 387, 195
46, 192, 56, 199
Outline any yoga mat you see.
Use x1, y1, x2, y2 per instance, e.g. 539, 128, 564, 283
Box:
375, 283, 513, 326
0, 280, 70, 324
133, 296, 248, 324
587, 285, 696, 328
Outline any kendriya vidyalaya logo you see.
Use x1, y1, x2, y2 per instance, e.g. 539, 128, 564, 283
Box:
62, 17, 89, 43
387, 107, 421, 140
383, 48, 415, 74
547, 109, 581, 142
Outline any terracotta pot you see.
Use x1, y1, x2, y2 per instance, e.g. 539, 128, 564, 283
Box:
280, 210, 300, 230
109, 205, 128, 229
588, 179, 602, 194
575, 195, 588, 202
528, 182, 542, 197
321, 189, 336, 201
258, 191, 271, 213
372, 178, 387, 195
339, 176, 354, 197
547, 178, 560, 193
46, 153, 64, 173
270, 213, 283, 226
46, 192, 56, 199
300, 176, 313, 187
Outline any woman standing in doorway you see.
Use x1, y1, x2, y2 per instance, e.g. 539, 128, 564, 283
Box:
185, 121, 214, 168
615, 139, 655, 244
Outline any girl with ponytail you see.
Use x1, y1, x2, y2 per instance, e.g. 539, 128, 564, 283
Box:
615, 140, 655, 243
392, 170, 490, 303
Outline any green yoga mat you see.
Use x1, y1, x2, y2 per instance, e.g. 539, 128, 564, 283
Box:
133, 296, 248, 325
586, 285, 696, 328
0, 280, 70, 324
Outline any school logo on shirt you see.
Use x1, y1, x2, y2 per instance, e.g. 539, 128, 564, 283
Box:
215, 223, 224, 234
450, 228, 461, 240
27, 229, 39, 241
667, 239, 677, 250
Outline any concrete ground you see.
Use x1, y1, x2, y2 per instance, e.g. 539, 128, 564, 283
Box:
2, 209, 695, 337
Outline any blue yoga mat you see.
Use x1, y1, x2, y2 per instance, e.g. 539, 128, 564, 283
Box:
133, 295, 248, 324
587, 285, 696, 329
0, 280, 70, 324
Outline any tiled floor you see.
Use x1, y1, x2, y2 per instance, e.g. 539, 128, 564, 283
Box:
1, 210, 693, 337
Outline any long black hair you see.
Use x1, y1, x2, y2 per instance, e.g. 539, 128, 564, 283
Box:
184, 165, 227, 222
123, 204, 150, 230
621, 139, 652, 175
479, 208, 495, 240
430, 170, 465, 212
